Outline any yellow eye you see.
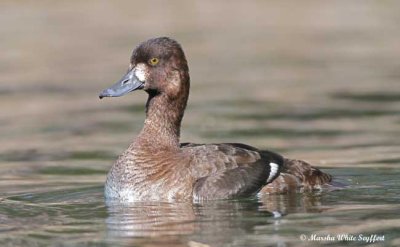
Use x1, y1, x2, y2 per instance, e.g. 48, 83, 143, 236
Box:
149, 57, 159, 66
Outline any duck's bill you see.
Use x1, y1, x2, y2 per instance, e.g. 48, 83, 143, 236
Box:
99, 68, 144, 99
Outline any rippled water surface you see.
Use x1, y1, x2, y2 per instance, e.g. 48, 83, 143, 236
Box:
1, 1, 400, 246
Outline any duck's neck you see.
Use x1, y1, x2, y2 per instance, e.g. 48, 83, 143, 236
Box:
136, 91, 188, 149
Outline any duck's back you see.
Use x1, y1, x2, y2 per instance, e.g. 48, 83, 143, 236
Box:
182, 143, 333, 199
181, 143, 284, 200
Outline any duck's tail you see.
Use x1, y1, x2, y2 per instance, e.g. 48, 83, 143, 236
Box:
282, 158, 332, 191
260, 158, 338, 194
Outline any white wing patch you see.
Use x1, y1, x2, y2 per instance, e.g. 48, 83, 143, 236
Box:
267, 162, 279, 183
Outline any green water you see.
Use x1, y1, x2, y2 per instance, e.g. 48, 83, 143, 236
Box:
1, 0, 400, 246
1, 168, 399, 246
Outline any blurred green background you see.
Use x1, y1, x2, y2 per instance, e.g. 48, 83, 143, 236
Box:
1, 1, 399, 164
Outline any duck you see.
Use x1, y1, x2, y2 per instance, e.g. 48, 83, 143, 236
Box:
99, 37, 332, 202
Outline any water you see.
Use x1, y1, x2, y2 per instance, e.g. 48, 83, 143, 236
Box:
1, 1, 400, 246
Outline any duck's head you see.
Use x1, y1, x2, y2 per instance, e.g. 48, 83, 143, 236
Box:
99, 37, 189, 99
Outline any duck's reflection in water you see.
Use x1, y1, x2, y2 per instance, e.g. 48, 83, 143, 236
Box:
106, 201, 197, 238
105, 193, 325, 246
258, 192, 326, 215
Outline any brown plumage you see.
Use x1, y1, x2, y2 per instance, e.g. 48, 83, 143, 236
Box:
260, 159, 332, 194
99, 37, 332, 202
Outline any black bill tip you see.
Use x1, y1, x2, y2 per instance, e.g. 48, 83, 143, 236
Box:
99, 89, 111, 99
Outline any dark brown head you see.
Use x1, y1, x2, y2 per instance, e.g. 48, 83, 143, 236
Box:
99, 37, 190, 100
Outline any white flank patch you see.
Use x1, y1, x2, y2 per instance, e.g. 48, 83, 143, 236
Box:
134, 63, 147, 82
267, 162, 279, 183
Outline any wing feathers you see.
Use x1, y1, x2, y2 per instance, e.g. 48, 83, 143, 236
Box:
185, 143, 284, 200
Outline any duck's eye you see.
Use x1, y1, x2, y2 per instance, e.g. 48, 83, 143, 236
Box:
148, 57, 159, 66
